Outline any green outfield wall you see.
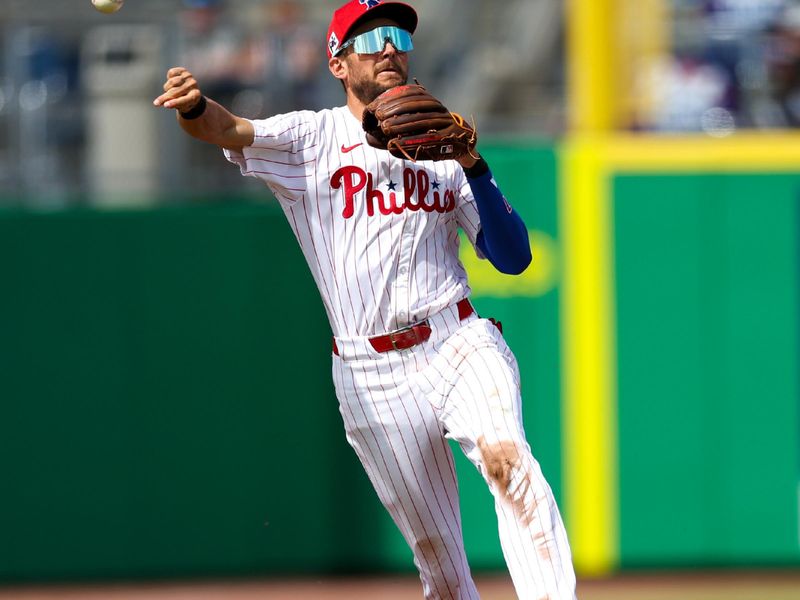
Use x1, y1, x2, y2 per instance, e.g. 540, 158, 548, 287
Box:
1, 144, 799, 583
614, 173, 800, 566
0, 202, 377, 580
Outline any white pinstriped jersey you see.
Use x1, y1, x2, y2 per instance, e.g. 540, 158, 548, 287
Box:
224, 105, 483, 338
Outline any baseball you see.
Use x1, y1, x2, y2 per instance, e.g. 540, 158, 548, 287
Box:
92, 0, 124, 14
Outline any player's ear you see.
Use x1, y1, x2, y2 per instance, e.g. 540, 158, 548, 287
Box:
329, 55, 347, 81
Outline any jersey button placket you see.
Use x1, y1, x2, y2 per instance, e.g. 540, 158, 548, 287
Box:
394, 218, 414, 327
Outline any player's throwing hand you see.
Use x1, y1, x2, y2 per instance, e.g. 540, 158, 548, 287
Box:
152, 67, 203, 114
152, 67, 252, 150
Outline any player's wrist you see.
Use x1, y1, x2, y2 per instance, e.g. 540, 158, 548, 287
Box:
457, 153, 480, 169
462, 156, 489, 178
179, 95, 207, 120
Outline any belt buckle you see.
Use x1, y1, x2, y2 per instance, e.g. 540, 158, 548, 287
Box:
389, 325, 417, 352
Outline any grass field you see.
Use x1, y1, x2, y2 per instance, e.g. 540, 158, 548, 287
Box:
1, 571, 798, 599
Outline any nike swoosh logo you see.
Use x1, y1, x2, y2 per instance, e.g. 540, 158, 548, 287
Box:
341, 143, 363, 153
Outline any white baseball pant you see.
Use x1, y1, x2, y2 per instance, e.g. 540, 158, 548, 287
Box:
331, 301, 577, 599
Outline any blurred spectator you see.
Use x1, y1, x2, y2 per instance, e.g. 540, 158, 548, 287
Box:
242, 0, 329, 116
763, 3, 800, 125
175, 0, 267, 193
700, 0, 785, 35
635, 52, 734, 133
3, 27, 84, 202
177, 0, 260, 108
633, 0, 798, 133
273, 0, 327, 110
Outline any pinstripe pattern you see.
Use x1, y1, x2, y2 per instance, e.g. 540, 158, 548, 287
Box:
224, 105, 576, 599
225, 106, 479, 338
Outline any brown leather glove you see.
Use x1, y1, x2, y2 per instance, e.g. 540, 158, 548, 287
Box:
362, 83, 477, 162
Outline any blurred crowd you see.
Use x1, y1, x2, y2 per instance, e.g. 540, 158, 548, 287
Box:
634, 0, 800, 134
176, 0, 330, 117
171, 0, 334, 195
1, 0, 800, 204
0, 0, 340, 203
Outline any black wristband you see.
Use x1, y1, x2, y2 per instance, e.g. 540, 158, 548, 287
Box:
179, 95, 207, 120
462, 157, 489, 179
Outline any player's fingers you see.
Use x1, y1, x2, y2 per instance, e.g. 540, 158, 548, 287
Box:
153, 76, 199, 107
162, 70, 194, 92
160, 88, 202, 111
166, 66, 189, 79
153, 86, 192, 109
161, 68, 188, 93
153, 67, 192, 105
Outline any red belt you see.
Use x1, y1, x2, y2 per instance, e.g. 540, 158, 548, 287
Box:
333, 298, 474, 356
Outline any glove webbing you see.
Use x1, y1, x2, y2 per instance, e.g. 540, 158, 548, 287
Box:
388, 112, 478, 163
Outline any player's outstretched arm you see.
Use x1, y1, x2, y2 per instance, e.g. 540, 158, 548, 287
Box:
153, 67, 254, 154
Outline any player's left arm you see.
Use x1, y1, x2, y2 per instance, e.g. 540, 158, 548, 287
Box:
457, 154, 532, 275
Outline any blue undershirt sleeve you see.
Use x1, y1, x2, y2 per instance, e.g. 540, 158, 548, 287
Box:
463, 158, 532, 275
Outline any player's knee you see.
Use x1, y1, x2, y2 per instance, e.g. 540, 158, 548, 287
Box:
478, 436, 538, 526
478, 437, 519, 489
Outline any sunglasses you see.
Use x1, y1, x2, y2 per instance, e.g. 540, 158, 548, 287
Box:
335, 25, 413, 56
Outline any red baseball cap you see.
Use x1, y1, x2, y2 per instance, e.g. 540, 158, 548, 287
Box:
327, 0, 418, 58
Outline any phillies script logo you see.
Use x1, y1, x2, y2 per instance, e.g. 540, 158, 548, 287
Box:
331, 166, 457, 219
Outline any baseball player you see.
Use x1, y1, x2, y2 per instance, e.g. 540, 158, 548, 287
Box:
153, 1, 577, 598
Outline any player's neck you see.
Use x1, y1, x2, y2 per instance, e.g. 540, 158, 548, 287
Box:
345, 94, 367, 122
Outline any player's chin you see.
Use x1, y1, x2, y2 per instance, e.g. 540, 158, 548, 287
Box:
376, 70, 407, 87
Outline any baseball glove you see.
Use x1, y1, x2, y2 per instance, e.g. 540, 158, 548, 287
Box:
362, 83, 477, 162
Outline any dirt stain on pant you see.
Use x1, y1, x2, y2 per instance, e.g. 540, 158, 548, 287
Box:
478, 437, 536, 526
478, 436, 554, 566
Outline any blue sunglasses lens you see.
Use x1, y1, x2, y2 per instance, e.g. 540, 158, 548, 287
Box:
348, 26, 413, 54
